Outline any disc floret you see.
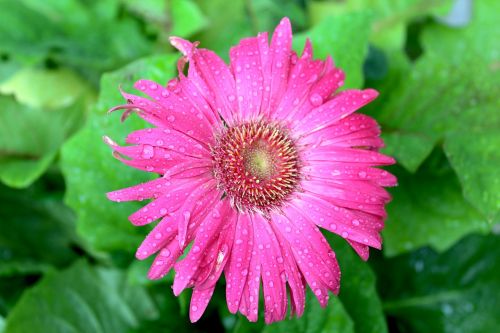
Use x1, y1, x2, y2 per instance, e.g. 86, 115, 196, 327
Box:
212, 121, 300, 212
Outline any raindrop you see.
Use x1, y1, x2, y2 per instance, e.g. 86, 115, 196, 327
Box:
141, 145, 154, 159
309, 93, 323, 106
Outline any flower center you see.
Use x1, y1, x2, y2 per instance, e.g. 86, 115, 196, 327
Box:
212, 121, 300, 212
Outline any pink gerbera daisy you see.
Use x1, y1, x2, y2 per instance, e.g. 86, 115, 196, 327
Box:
105, 18, 396, 324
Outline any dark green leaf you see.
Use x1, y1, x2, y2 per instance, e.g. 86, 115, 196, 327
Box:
383, 150, 489, 256
373, 234, 500, 333
262, 292, 354, 333
0, 183, 80, 276
4, 260, 158, 333
328, 235, 388, 333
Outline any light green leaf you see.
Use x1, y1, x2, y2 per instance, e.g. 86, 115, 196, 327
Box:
293, 12, 372, 89
194, 0, 253, 60
381, 132, 434, 173
0, 93, 85, 188
308, 0, 452, 52
262, 292, 354, 333
383, 150, 489, 256
443, 102, 500, 224
61, 54, 178, 253
0, 68, 90, 109
373, 234, 500, 333
170, 0, 207, 38
4, 261, 158, 333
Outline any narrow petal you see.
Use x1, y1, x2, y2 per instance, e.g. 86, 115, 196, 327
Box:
170, 37, 238, 125
189, 285, 217, 322
253, 214, 288, 323
229, 37, 265, 121
293, 89, 378, 135
173, 201, 230, 295
261, 17, 293, 117
126, 128, 210, 158
302, 163, 398, 187
292, 194, 383, 249
225, 214, 254, 314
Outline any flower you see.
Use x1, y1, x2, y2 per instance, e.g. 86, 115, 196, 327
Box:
105, 17, 396, 324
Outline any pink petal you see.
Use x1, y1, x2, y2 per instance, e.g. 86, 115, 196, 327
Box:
128, 178, 207, 226
271, 225, 306, 317
107, 176, 170, 202
302, 179, 391, 205
302, 146, 396, 166
253, 214, 288, 323
189, 285, 216, 322
170, 37, 237, 125
120, 87, 214, 143
173, 201, 230, 295
261, 17, 293, 117
148, 239, 183, 279
292, 194, 382, 249
270, 211, 338, 307
225, 214, 254, 314
125, 128, 210, 158
136, 217, 178, 259
229, 37, 265, 121
175, 180, 219, 248
293, 89, 378, 135
239, 234, 261, 322
346, 239, 370, 261
302, 163, 398, 187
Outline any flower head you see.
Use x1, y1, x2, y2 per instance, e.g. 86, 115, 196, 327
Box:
106, 18, 396, 324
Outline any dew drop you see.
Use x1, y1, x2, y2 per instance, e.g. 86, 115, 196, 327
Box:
329, 223, 337, 230
352, 219, 360, 226
141, 145, 154, 159
160, 249, 171, 257
309, 93, 323, 106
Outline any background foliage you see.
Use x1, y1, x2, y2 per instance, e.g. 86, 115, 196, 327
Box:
1, 0, 498, 332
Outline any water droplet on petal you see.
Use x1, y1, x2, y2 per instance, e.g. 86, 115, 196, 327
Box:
141, 145, 154, 159
309, 93, 323, 106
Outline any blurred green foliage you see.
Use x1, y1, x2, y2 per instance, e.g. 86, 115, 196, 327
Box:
0, 0, 498, 332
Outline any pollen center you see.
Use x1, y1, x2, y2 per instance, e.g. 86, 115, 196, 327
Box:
212, 121, 300, 212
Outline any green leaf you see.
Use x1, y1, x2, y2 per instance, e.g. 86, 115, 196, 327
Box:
381, 132, 434, 173
0, 93, 85, 188
382, 149, 489, 256
374, 0, 500, 219
194, 0, 253, 60
444, 104, 500, 223
308, 0, 452, 52
327, 236, 388, 333
0, 182, 81, 276
170, 0, 207, 38
373, 234, 500, 333
0, 68, 90, 109
61, 54, 178, 253
262, 292, 354, 333
293, 11, 372, 89
0, 0, 152, 84
4, 260, 158, 333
